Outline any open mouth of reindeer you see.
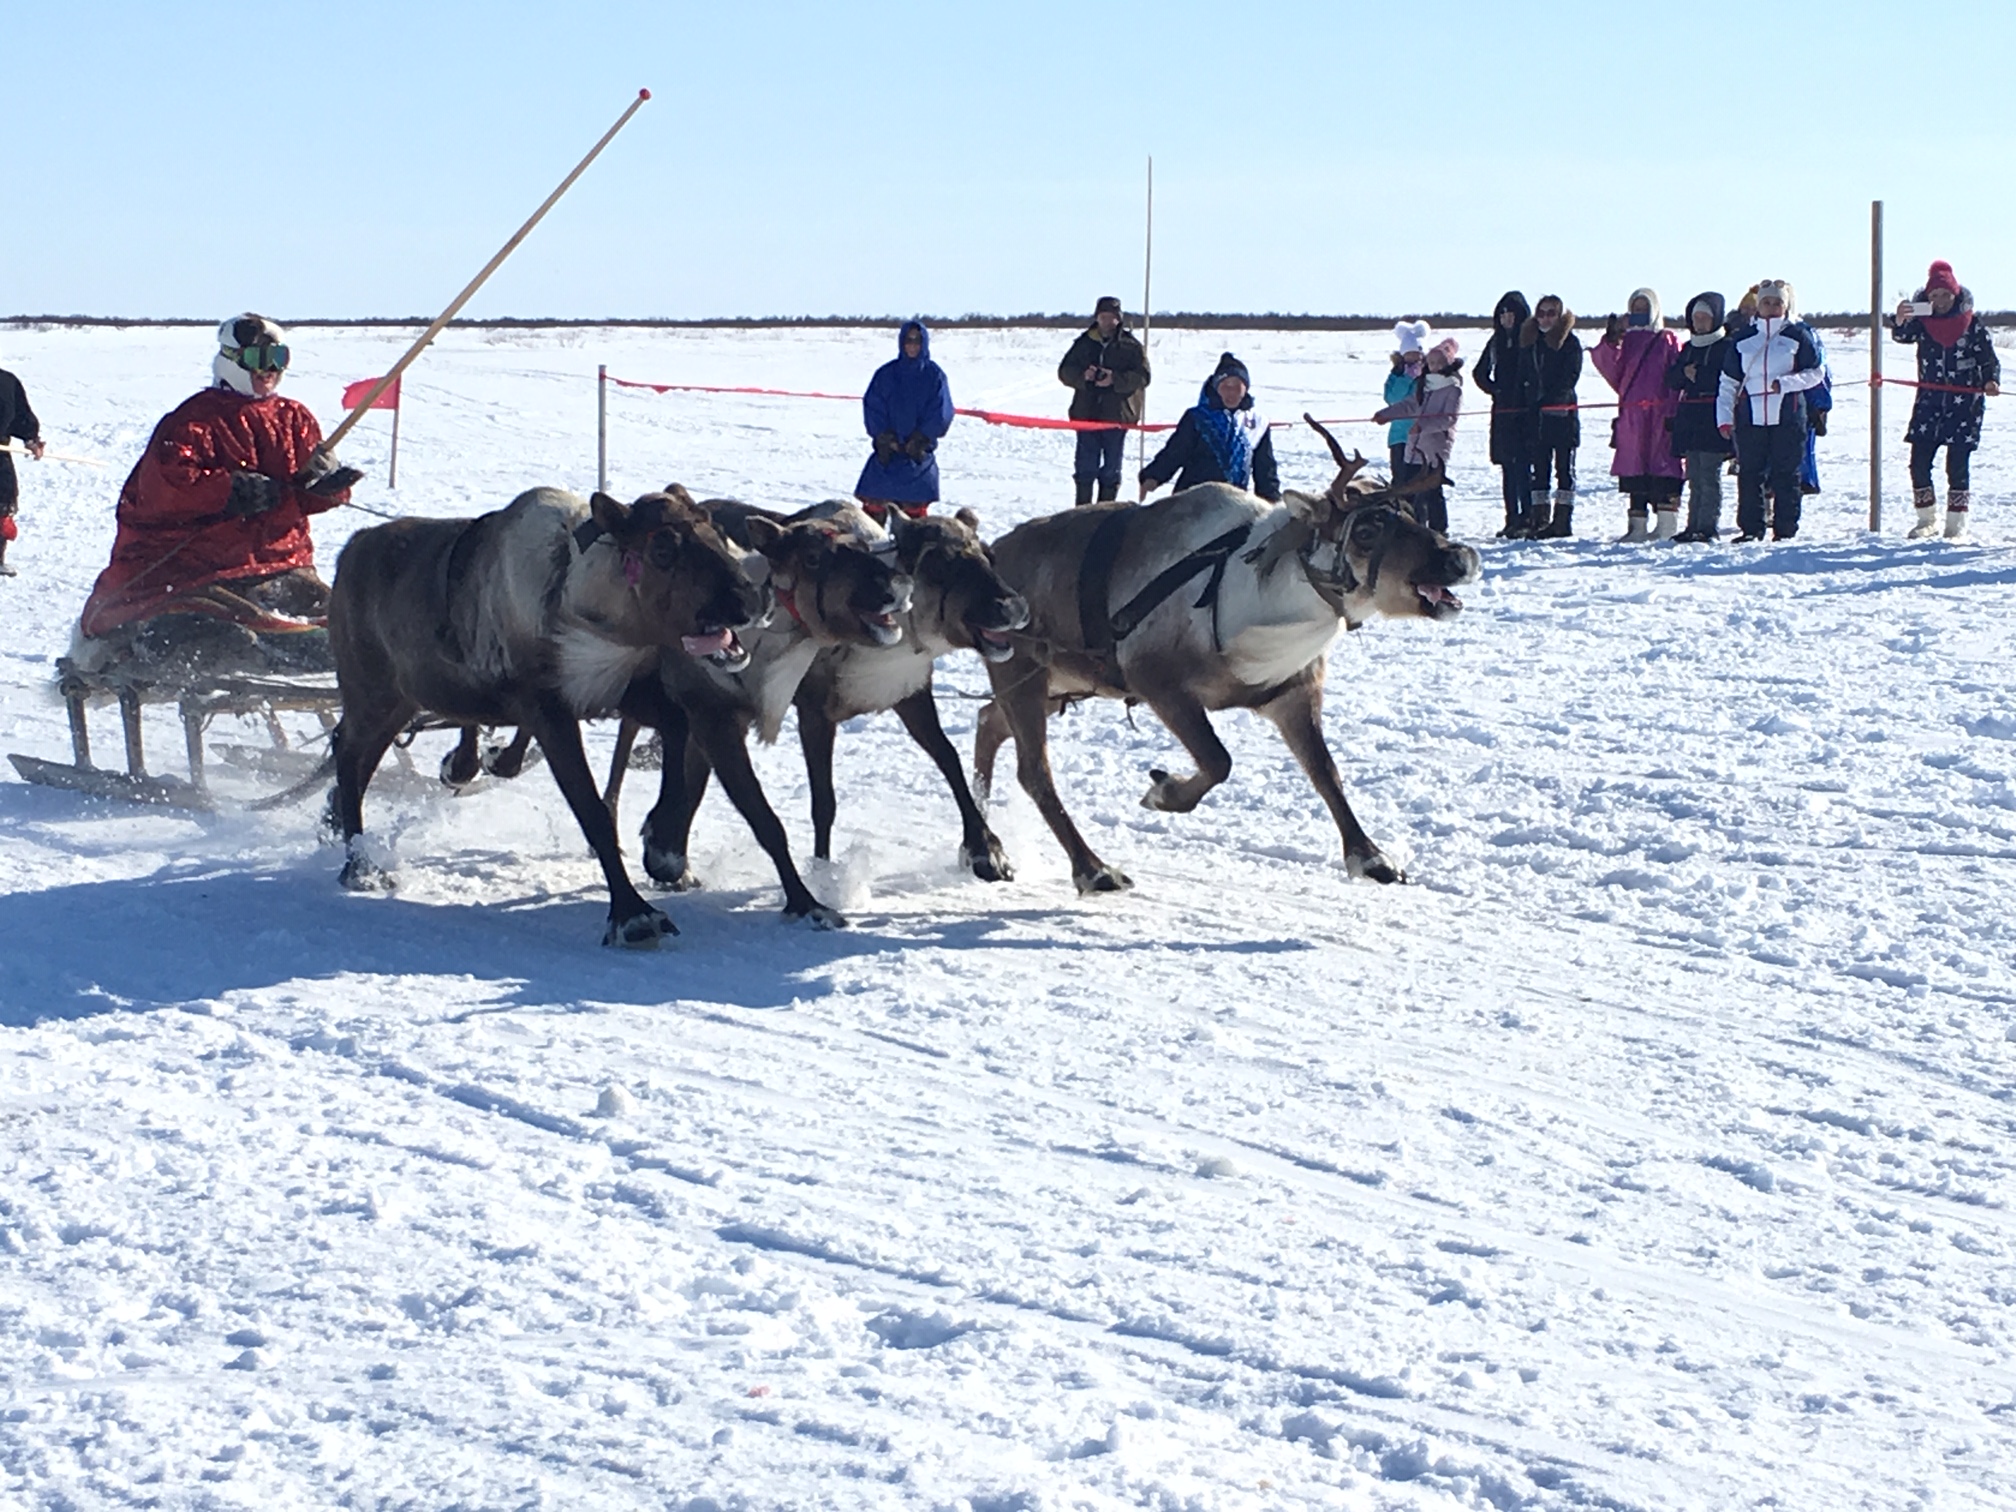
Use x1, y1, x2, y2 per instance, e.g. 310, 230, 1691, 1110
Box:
681, 626, 751, 671
969, 598, 1029, 662
1413, 581, 1464, 617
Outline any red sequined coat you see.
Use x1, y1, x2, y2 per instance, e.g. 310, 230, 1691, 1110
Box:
81, 386, 348, 636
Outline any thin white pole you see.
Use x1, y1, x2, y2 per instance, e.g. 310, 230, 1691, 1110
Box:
597, 363, 609, 493
1869, 199, 1883, 533
1138, 155, 1153, 476
387, 384, 401, 490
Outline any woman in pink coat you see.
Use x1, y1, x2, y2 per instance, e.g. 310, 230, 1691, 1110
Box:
1591, 288, 1683, 541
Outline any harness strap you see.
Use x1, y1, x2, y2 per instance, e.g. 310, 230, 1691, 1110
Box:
1107, 524, 1252, 643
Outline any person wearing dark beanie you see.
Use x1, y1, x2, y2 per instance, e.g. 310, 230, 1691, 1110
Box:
1138, 352, 1279, 502
1893, 259, 2001, 539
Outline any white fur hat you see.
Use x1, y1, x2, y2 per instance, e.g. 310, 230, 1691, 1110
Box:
1393, 319, 1432, 355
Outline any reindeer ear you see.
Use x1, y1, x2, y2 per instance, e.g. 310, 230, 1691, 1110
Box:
1282, 489, 1326, 525
589, 491, 630, 537
662, 483, 697, 509
742, 514, 786, 553
954, 506, 981, 532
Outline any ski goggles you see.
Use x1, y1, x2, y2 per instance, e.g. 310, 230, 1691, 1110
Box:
226, 342, 291, 373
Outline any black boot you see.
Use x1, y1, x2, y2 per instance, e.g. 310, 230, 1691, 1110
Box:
1096, 480, 1119, 503
1073, 477, 1095, 507
1538, 499, 1573, 539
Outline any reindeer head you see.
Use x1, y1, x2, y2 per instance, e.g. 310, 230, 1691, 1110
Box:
1283, 415, 1482, 625
888, 507, 1029, 662
741, 509, 915, 649
581, 485, 768, 670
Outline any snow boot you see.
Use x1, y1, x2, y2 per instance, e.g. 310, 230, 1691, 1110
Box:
1653, 506, 1681, 542
1538, 490, 1574, 539
1096, 479, 1120, 503
1944, 490, 1970, 539
1073, 477, 1096, 507
0, 537, 12, 578
1906, 485, 1940, 539
1619, 508, 1652, 543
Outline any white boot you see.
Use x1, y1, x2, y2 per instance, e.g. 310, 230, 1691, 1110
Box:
1653, 506, 1681, 541
1619, 509, 1651, 543
1906, 486, 1940, 539
1944, 490, 1970, 539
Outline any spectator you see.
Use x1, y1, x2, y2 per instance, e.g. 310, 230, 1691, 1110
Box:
1716, 279, 1825, 542
1372, 337, 1465, 532
1057, 296, 1151, 505
1472, 291, 1536, 538
1139, 352, 1280, 503
1385, 320, 1432, 482
1520, 295, 1582, 538
1893, 259, 2001, 539
855, 319, 954, 523
1592, 288, 1683, 540
1666, 291, 1734, 542
76, 314, 360, 675
0, 364, 44, 578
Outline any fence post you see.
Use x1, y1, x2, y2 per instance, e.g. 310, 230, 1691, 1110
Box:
597, 363, 608, 494
1869, 200, 1883, 534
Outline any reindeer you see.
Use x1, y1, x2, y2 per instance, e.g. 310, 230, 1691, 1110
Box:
601, 500, 915, 928
974, 417, 1481, 894
326, 486, 769, 947
789, 506, 1029, 880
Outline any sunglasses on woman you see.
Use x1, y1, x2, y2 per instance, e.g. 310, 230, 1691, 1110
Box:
227, 342, 291, 373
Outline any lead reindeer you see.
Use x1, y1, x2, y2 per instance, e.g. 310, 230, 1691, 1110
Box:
975, 417, 1480, 893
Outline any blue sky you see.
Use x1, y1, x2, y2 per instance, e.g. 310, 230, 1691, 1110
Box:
5, 0, 2011, 319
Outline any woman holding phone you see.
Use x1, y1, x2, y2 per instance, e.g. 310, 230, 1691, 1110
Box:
1893, 260, 2001, 540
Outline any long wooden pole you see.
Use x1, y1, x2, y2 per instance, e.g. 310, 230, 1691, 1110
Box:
1138, 155, 1153, 476
0, 442, 106, 467
318, 87, 652, 462
1869, 198, 1883, 533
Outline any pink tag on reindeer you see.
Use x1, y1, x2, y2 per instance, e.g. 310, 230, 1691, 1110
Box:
623, 550, 643, 587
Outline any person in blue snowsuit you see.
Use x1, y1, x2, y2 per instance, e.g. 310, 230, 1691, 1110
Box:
854, 320, 954, 521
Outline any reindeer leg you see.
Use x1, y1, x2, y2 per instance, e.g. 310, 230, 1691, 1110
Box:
1136, 685, 1234, 815
636, 722, 710, 892
333, 702, 412, 892
972, 698, 1009, 810
1259, 666, 1404, 884
603, 717, 639, 815
893, 681, 1012, 882
484, 727, 534, 779
991, 657, 1127, 895
796, 697, 840, 861
688, 714, 845, 928
527, 696, 676, 947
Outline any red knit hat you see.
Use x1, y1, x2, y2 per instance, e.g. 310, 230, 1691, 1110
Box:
1926, 260, 1961, 296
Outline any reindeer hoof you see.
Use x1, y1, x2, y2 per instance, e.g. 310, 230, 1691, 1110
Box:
604, 907, 677, 949
1347, 851, 1406, 885
338, 855, 394, 893
482, 742, 536, 780
786, 900, 848, 930
644, 846, 702, 891
1074, 864, 1133, 896
439, 749, 480, 790
960, 838, 1014, 883
1141, 771, 1197, 813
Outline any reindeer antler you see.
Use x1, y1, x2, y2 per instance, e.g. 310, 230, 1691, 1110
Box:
1302, 412, 1369, 504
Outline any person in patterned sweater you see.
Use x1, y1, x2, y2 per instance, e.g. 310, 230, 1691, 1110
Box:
1892, 260, 2002, 540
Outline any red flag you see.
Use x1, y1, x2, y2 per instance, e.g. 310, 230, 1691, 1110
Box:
341, 375, 401, 411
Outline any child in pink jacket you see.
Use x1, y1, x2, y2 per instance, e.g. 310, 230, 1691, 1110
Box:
1372, 336, 1464, 531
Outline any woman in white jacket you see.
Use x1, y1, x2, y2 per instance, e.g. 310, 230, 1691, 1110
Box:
1715, 279, 1826, 542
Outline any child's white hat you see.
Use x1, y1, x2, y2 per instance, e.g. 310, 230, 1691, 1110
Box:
1393, 319, 1433, 355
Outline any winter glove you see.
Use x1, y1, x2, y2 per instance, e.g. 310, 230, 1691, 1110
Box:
302, 465, 365, 499
903, 431, 932, 461
225, 471, 284, 517
873, 430, 901, 465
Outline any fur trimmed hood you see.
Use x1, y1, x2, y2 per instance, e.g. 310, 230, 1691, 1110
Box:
1519, 305, 1576, 350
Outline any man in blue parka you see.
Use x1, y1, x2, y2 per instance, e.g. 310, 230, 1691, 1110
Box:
854, 320, 954, 520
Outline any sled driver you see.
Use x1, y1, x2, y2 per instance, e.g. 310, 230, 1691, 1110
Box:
72, 315, 363, 677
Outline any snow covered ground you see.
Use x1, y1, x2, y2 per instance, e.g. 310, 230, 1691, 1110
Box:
2, 321, 2014, 1511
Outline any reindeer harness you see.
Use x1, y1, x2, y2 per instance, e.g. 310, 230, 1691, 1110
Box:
1077, 508, 1253, 675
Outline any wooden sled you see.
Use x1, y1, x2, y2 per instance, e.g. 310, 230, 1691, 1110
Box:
8, 658, 343, 811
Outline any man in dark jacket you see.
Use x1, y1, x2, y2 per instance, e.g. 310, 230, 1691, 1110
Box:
1471, 290, 1535, 537
1139, 352, 1279, 503
0, 366, 44, 577
1057, 295, 1151, 505
855, 320, 955, 522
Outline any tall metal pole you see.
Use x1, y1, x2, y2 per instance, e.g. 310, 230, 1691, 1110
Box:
1138, 155, 1154, 476
597, 363, 609, 494
387, 385, 401, 490
1869, 199, 1883, 533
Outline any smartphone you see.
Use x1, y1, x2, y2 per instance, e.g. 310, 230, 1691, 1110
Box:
1908, 301, 1935, 318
